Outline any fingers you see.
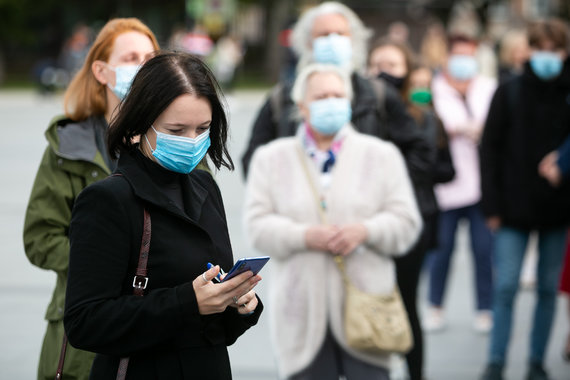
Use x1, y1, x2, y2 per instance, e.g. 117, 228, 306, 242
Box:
193, 265, 220, 288
229, 290, 258, 314
228, 274, 261, 303
237, 292, 258, 315
327, 229, 351, 256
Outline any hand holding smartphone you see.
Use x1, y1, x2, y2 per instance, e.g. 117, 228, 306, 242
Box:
208, 256, 270, 283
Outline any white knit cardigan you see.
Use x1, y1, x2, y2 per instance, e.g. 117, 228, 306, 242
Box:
243, 127, 422, 378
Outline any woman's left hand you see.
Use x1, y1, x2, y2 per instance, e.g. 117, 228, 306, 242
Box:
327, 223, 368, 256
228, 289, 259, 315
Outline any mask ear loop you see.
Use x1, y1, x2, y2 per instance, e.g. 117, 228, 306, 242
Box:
144, 126, 157, 153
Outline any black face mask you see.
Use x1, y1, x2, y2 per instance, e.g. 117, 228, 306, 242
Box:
378, 72, 405, 90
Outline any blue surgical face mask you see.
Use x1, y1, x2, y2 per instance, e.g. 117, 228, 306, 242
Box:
309, 97, 352, 135
530, 51, 563, 81
145, 126, 211, 174
447, 54, 478, 81
107, 64, 139, 100
312, 34, 352, 66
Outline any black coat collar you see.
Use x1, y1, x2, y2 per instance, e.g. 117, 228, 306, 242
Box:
116, 149, 209, 224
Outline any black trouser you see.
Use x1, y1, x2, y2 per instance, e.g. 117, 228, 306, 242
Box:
395, 213, 436, 380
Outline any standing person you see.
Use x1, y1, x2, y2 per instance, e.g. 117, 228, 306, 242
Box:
497, 28, 530, 84
244, 63, 422, 380
367, 38, 455, 380
22, 18, 159, 380
479, 18, 570, 380
424, 34, 497, 333
240, 1, 433, 186
539, 135, 570, 363
64, 51, 263, 379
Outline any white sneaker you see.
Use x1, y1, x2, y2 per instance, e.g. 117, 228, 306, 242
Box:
473, 311, 493, 334
423, 308, 446, 332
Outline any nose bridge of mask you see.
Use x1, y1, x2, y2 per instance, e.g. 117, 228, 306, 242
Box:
154, 127, 210, 144
153, 126, 210, 156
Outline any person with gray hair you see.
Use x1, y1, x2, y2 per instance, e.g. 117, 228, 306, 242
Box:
240, 1, 434, 190
244, 63, 422, 380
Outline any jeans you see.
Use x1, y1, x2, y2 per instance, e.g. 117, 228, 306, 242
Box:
428, 203, 493, 310
489, 226, 568, 365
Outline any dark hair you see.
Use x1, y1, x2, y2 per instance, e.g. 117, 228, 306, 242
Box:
107, 51, 234, 171
368, 37, 415, 76
368, 37, 415, 96
527, 18, 569, 52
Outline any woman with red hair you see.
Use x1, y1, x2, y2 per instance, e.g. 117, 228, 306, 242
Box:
23, 18, 159, 380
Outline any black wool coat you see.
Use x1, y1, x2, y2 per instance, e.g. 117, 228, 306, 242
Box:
480, 59, 570, 229
64, 149, 262, 379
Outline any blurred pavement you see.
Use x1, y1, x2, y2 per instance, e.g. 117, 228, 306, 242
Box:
0, 89, 568, 379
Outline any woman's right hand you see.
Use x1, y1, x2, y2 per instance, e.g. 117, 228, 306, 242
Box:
192, 265, 261, 315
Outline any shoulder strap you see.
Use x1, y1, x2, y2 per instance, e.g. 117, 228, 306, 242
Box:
116, 207, 151, 380
294, 145, 349, 277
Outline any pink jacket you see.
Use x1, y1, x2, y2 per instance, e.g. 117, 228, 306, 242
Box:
432, 73, 497, 211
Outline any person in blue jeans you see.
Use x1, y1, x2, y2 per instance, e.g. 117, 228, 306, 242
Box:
424, 34, 497, 333
479, 18, 570, 380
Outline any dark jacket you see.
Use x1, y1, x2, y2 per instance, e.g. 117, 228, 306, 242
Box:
241, 74, 435, 188
558, 135, 570, 179
407, 106, 455, 218
480, 58, 570, 229
64, 149, 262, 379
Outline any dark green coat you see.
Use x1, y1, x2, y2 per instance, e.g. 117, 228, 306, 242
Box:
24, 115, 111, 380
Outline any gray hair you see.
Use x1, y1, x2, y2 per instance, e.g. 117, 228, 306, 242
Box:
291, 63, 353, 104
290, 2, 372, 73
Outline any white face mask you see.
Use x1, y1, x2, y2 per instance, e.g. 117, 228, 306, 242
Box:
106, 64, 140, 100
312, 34, 352, 67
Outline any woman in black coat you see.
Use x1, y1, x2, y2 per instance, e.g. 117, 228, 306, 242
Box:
64, 52, 263, 379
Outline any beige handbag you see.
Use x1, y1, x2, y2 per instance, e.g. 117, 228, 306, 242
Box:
296, 144, 413, 354
334, 256, 413, 354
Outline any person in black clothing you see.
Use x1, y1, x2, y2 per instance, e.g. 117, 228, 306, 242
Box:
64, 52, 263, 380
367, 37, 455, 380
240, 1, 433, 185
479, 19, 570, 380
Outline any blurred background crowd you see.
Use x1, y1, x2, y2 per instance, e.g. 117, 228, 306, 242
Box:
0, 0, 569, 92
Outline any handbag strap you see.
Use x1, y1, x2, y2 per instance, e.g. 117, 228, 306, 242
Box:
54, 207, 151, 380
295, 145, 350, 283
54, 333, 68, 379
116, 207, 151, 380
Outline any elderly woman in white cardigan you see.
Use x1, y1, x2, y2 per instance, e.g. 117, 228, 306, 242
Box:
244, 63, 422, 380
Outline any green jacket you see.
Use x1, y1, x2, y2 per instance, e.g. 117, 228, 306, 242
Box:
24, 115, 110, 379
24, 115, 111, 321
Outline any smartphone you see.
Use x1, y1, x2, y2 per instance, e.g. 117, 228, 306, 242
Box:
221, 256, 270, 282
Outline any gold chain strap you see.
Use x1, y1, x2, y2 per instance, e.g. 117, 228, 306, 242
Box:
295, 144, 349, 283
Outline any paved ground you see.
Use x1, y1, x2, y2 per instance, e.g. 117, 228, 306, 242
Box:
0, 89, 568, 379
